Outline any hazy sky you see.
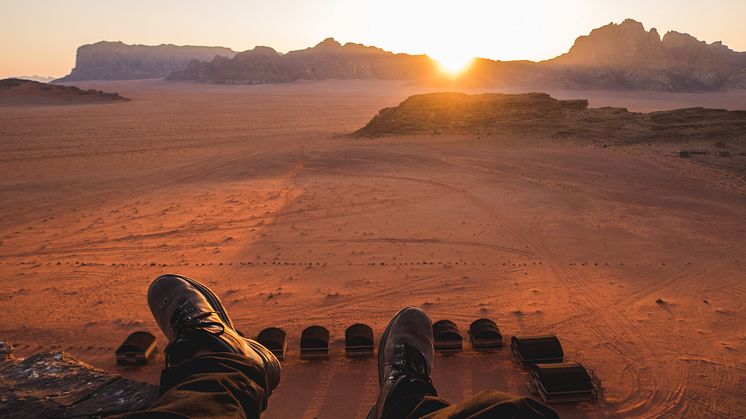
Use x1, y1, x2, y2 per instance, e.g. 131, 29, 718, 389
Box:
2, 0, 746, 78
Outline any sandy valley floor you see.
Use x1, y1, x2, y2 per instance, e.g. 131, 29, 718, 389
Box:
0, 80, 745, 417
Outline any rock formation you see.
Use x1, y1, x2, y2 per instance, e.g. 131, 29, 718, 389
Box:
545, 19, 746, 90
55, 41, 237, 82
551, 19, 666, 67
0, 350, 157, 418
54, 20, 746, 91
355, 92, 589, 136
168, 38, 437, 83
354, 92, 746, 143
0, 79, 128, 105
168, 20, 745, 91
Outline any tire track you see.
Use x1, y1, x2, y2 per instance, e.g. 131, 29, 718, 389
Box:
301, 362, 339, 419
280, 237, 531, 257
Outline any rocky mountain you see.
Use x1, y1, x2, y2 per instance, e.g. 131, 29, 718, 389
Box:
55, 41, 236, 82
0, 78, 128, 105
354, 92, 746, 142
56, 20, 746, 91
169, 20, 745, 91
168, 38, 437, 83
544, 19, 746, 90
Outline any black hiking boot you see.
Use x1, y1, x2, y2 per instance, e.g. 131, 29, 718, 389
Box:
368, 307, 437, 419
147, 274, 281, 396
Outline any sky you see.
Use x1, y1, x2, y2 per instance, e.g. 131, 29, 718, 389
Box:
2, 0, 746, 78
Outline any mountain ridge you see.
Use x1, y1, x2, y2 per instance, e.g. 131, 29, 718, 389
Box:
56, 20, 746, 91
55, 41, 237, 82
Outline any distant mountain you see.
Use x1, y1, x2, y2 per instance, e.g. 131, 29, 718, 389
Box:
168, 38, 437, 83
0, 78, 128, 105
10, 75, 56, 83
55, 41, 237, 82
56, 20, 746, 91
169, 20, 745, 91
543, 19, 746, 90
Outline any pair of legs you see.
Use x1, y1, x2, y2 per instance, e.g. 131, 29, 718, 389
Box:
117, 274, 558, 418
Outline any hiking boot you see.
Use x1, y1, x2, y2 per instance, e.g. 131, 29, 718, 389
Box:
368, 307, 437, 419
147, 274, 281, 395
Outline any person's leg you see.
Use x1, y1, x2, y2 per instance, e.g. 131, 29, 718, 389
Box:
415, 390, 559, 419
367, 307, 445, 419
368, 307, 558, 419
121, 353, 267, 418
115, 274, 282, 418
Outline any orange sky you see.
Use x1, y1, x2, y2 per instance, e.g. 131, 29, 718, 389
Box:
2, 0, 745, 78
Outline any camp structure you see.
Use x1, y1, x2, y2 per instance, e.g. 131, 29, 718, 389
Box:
345, 323, 374, 358
115, 331, 157, 365
300, 325, 330, 360
529, 362, 603, 403
469, 318, 503, 350
511, 334, 564, 367
432, 320, 463, 353
256, 327, 287, 360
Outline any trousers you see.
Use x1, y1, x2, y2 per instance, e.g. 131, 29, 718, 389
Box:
116, 352, 558, 419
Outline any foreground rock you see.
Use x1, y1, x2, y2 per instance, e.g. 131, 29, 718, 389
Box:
0, 351, 157, 418
55, 41, 237, 82
0, 79, 128, 105
354, 92, 746, 143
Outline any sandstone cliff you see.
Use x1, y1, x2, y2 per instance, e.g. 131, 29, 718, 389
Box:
169, 20, 745, 91
168, 38, 437, 83
546, 19, 746, 90
56, 20, 746, 91
354, 92, 746, 142
56, 41, 237, 82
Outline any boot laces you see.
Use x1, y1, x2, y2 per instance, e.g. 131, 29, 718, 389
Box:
388, 343, 430, 383
164, 304, 226, 367
170, 303, 225, 338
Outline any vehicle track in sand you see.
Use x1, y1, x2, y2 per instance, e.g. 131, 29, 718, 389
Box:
421, 149, 746, 417
356, 164, 678, 417
280, 237, 532, 258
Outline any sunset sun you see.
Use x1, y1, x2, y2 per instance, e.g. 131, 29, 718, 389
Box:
432, 52, 475, 76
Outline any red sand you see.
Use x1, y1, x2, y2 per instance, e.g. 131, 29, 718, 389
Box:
0, 80, 744, 417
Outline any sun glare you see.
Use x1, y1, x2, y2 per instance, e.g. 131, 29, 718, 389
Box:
433, 53, 475, 76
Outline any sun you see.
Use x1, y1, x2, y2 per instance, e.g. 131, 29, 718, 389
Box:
432, 52, 475, 76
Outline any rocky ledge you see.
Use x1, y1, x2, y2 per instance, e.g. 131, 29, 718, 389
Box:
354, 92, 746, 144
0, 341, 157, 418
0, 79, 128, 106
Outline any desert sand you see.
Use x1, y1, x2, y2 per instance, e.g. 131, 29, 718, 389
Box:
0, 79, 744, 418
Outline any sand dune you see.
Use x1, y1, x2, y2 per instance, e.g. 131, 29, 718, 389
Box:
0, 80, 744, 418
